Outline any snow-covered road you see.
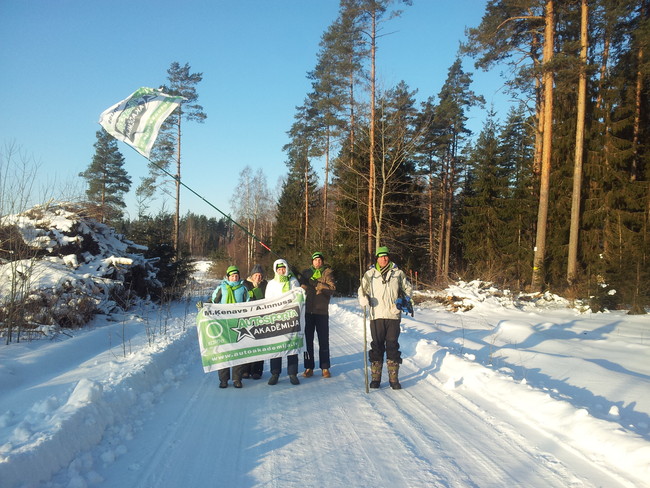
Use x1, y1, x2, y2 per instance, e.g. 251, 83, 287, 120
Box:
36, 301, 640, 488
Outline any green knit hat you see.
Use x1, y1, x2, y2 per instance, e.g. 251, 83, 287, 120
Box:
226, 265, 240, 276
375, 246, 390, 257
311, 251, 324, 260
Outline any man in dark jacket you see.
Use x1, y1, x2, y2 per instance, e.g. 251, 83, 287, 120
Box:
300, 251, 336, 378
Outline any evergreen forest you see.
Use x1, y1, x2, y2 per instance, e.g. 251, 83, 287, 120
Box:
82, 1, 649, 312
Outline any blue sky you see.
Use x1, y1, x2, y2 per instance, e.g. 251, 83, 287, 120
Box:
1, 0, 510, 220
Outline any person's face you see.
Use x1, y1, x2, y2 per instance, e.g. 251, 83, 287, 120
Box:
251, 272, 262, 282
276, 266, 287, 275
228, 272, 239, 282
312, 257, 323, 269
377, 255, 389, 267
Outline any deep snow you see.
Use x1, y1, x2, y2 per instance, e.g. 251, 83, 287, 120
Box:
1, 263, 649, 488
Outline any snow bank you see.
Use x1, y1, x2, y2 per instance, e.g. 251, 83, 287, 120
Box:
0, 309, 195, 488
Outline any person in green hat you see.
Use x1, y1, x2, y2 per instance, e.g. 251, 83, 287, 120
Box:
211, 265, 249, 389
300, 251, 336, 378
358, 246, 412, 390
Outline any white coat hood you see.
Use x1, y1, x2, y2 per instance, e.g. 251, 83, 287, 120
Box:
272, 258, 291, 276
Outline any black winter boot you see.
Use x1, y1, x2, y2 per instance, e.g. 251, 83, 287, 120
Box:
387, 360, 401, 390
370, 361, 383, 388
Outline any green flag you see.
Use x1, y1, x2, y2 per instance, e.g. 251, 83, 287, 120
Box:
98, 87, 184, 158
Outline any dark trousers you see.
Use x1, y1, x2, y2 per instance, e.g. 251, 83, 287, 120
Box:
368, 318, 402, 363
218, 365, 244, 383
304, 313, 330, 370
270, 354, 298, 376
241, 361, 264, 377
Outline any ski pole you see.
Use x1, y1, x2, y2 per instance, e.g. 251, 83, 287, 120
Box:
363, 305, 369, 394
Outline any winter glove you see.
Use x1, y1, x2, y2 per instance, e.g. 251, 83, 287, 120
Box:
196, 301, 204, 311
395, 296, 414, 317
406, 296, 414, 316
358, 295, 369, 308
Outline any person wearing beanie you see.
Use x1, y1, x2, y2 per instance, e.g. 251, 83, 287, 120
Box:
210, 265, 249, 389
245, 263, 267, 301
300, 251, 336, 378
265, 259, 301, 386
358, 247, 412, 390
241, 263, 268, 380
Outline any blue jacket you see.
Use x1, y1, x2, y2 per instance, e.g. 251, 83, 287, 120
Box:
211, 279, 250, 304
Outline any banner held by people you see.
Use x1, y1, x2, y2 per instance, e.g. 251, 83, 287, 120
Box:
98, 87, 184, 159
196, 288, 306, 373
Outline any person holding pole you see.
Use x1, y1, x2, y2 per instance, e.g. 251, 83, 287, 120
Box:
211, 265, 250, 389
266, 259, 302, 386
358, 247, 413, 390
300, 251, 336, 378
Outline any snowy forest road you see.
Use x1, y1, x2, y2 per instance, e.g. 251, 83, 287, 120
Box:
82, 302, 632, 488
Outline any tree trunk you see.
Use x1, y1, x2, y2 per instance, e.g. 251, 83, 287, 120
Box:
428, 167, 435, 276
367, 7, 377, 257
174, 110, 182, 254
101, 173, 106, 224
531, 0, 555, 292
436, 159, 448, 280
304, 156, 309, 244
532, 31, 544, 177
631, 0, 647, 182
595, 34, 609, 112
567, 0, 588, 285
443, 159, 456, 280
324, 127, 330, 229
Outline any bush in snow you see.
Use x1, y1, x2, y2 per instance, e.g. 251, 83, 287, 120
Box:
0, 202, 164, 339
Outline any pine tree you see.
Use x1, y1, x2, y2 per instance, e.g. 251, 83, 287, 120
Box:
414, 96, 441, 279
140, 62, 207, 253
430, 58, 484, 282
499, 104, 536, 287
463, 1, 555, 290
306, 14, 354, 231
355, 0, 411, 261
461, 111, 505, 279
273, 108, 320, 265
79, 129, 131, 224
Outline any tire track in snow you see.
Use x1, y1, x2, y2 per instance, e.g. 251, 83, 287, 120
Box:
59, 298, 637, 488
329, 301, 628, 487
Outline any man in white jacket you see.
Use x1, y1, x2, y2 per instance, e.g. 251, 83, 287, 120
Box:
358, 246, 412, 389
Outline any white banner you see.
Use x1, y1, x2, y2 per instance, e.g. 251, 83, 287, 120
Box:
98, 87, 184, 158
196, 288, 306, 373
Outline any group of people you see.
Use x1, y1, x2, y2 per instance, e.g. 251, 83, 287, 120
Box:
208, 246, 412, 391
209, 252, 336, 388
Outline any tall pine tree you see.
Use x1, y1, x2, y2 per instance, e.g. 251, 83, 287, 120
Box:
139, 62, 207, 253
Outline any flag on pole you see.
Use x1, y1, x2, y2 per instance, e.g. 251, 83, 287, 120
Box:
98, 87, 184, 159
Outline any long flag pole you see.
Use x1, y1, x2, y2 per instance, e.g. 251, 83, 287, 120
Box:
99, 87, 284, 263
147, 158, 281, 261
